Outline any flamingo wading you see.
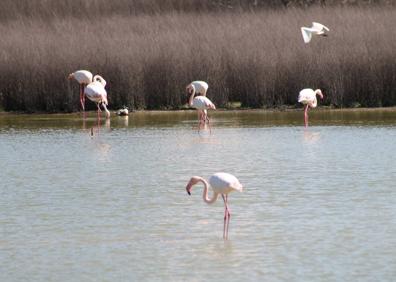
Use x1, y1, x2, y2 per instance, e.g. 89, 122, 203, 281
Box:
298, 88, 324, 127
185, 172, 243, 239
301, 22, 330, 44
68, 70, 93, 111
188, 86, 215, 130
84, 75, 110, 119
186, 81, 211, 124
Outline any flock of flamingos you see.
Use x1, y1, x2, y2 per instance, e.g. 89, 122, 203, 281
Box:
67, 21, 329, 239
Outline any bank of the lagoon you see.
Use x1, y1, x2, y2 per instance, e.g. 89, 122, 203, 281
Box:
1, 107, 396, 128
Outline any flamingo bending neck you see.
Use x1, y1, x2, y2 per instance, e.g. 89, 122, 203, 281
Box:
188, 90, 196, 107
186, 176, 219, 204
93, 75, 106, 87
101, 102, 110, 119
315, 89, 323, 98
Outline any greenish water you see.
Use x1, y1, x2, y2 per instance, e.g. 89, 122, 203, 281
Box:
1, 110, 396, 281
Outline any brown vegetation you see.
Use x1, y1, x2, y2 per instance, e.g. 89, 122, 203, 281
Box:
0, 3, 395, 112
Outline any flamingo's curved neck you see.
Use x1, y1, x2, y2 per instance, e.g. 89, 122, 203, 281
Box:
93, 75, 106, 87
311, 97, 318, 108
101, 103, 110, 119
188, 86, 196, 106
197, 177, 219, 204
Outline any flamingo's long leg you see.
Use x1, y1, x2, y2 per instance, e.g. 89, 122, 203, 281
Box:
82, 84, 86, 110
224, 195, 231, 239
97, 103, 101, 124
207, 115, 212, 134
198, 111, 206, 132
304, 105, 309, 128
79, 84, 85, 111
222, 194, 231, 239
222, 195, 227, 239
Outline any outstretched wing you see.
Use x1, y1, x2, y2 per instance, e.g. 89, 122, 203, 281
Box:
301, 27, 312, 43
312, 22, 330, 32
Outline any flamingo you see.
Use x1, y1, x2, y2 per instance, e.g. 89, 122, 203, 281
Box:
84, 75, 110, 119
298, 88, 324, 127
68, 70, 93, 111
186, 81, 210, 123
301, 22, 330, 43
186, 81, 209, 97
185, 172, 243, 239
188, 87, 215, 131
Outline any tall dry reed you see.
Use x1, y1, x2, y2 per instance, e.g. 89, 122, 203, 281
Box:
0, 6, 396, 111
1, 0, 394, 22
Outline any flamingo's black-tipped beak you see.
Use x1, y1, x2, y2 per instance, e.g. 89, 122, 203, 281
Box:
186, 187, 191, 195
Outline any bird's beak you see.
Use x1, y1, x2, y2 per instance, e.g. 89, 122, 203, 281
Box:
186, 183, 192, 195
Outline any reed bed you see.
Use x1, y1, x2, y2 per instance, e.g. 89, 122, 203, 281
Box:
0, 6, 395, 112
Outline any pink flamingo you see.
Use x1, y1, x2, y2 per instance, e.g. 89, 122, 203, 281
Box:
186, 81, 211, 125
68, 70, 93, 111
298, 88, 324, 127
185, 172, 243, 239
186, 81, 209, 97
84, 75, 110, 120
188, 87, 215, 131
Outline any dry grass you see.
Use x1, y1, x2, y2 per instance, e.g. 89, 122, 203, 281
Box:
0, 5, 396, 112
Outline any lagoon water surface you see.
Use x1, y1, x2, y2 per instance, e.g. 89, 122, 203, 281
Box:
1, 110, 396, 281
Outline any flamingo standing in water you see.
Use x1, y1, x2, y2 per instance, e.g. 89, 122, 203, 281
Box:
185, 172, 243, 239
68, 70, 93, 111
84, 75, 110, 119
301, 22, 330, 44
186, 81, 210, 123
298, 88, 324, 127
188, 87, 215, 131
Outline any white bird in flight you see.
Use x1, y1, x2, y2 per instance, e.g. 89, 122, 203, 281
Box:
298, 88, 324, 127
301, 22, 330, 43
185, 172, 243, 239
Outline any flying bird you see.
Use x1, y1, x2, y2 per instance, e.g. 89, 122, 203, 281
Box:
185, 172, 243, 239
298, 88, 324, 127
301, 22, 330, 43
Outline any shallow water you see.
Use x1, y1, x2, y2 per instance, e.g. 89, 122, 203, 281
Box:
1, 110, 396, 281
